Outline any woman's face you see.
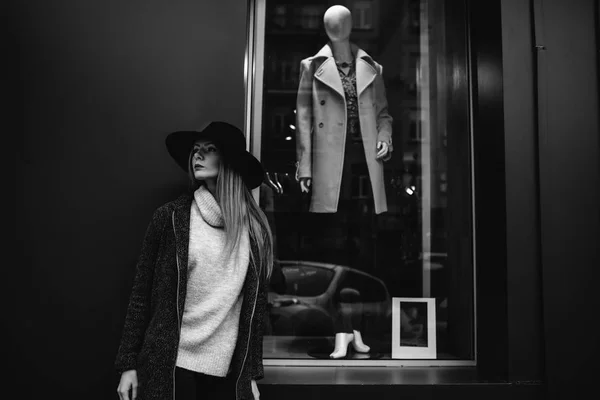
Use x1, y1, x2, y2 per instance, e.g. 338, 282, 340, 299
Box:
191, 139, 221, 182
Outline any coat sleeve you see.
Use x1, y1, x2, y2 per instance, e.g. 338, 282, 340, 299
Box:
114, 208, 164, 373
250, 274, 269, 380
374, 64, 394, 152
295, 58, 314, 179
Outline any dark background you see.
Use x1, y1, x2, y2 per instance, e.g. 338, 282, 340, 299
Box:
10, 1, 248, 398
9, 0, 599, 399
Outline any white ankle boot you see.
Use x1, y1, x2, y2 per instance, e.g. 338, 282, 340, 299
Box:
351, 330, 370, 353
330, 332, 354, 359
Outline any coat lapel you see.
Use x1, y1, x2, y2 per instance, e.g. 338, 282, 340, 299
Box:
312, 43, 378, 97
312, 44, 344, 98
356, 60, 377, 96
354, 46, 378, 96
314, 58, 345, 98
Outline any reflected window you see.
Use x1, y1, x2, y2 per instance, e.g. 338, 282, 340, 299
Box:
280, 263, 335, 297
352, 1, 374, 30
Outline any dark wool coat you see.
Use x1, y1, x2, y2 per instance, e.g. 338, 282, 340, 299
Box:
115, 193, 267, 400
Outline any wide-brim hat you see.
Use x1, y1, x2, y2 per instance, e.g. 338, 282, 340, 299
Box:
165, 121, 264, 190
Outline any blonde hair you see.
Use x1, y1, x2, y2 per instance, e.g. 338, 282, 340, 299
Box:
187, 148, 273, 280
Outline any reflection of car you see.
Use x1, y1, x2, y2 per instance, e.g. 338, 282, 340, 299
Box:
268, 260, 392, 337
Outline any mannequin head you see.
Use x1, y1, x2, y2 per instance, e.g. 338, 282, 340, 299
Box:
323, 5, 352, 42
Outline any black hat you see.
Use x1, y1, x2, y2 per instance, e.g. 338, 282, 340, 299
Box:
165, 121, 264, 190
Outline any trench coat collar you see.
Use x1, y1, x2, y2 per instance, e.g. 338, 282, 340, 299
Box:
313, 43, 378, 97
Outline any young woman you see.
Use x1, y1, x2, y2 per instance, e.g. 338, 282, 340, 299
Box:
115, 121, 273, 400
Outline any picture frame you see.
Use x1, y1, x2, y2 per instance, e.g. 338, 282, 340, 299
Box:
391, 297, 437, 359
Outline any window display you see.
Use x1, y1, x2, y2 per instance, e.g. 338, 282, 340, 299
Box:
248, 0, 474, 364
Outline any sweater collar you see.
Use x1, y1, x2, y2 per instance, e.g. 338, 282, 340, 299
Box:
193, 186, 224, 228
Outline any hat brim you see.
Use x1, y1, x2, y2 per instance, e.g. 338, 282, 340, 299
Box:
165, 130, 264, 190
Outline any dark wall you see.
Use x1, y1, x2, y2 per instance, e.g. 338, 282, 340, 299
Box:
501, 0, 545, 382
534, 0, 600, 397
502, 0, 600, 396
11, 1, 247, 398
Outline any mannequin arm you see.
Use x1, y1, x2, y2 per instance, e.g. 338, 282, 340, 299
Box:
296, 59, 314, 180
373, 66, 393, 157
376, 141, 391, 161
299, 177, 312, 193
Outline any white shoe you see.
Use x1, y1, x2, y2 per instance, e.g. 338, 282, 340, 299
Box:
351, 330, 370, 353
330, 332, 354, 359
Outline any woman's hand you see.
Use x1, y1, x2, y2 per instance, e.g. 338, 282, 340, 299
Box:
117, 370, 138, 400
251, 379, 260, 400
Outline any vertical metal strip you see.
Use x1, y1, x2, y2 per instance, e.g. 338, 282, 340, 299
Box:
532, 0, 548, 308
252, 0, 266, 160
465, 0, 478, 365
531, 0, 549, 383
532, 0, 548, 150
595, 0, 600, 119
252, 3, 266, 154
244, 0, 259, 204
244, 0, 255, 142
419, 0, 432, 297
245, 0, 266, 204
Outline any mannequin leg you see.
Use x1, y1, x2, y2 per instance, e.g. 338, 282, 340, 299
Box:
351, 330, 370, 353
329, 328, 370, 358
331, 289, 355, 358
329, 153, 373, 358
349, 299, 370, 353
330, 288, 370, 357
329, 332, 355, 358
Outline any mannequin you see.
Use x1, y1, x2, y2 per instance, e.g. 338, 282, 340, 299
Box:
295, 4, 393, 214
295, 5, 393, 359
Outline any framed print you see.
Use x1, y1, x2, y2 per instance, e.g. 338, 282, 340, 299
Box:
392, 297, 436, 359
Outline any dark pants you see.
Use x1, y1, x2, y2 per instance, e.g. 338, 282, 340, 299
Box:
175, 367, 236, 400
334, 289, 365, 333
307, 133, 377, 334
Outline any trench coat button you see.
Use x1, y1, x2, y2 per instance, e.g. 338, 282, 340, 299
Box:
318, 122, 324, 128
320, 100, 325, 105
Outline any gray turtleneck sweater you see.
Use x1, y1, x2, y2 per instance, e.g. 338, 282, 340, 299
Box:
175, 186, 250, 377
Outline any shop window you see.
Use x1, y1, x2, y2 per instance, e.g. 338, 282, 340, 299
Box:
247, 0, 474, 365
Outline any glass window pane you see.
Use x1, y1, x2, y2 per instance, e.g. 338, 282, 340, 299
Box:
255, 0, 474, 362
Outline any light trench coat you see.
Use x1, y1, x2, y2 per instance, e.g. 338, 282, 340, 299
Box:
295, 43, 393, 214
